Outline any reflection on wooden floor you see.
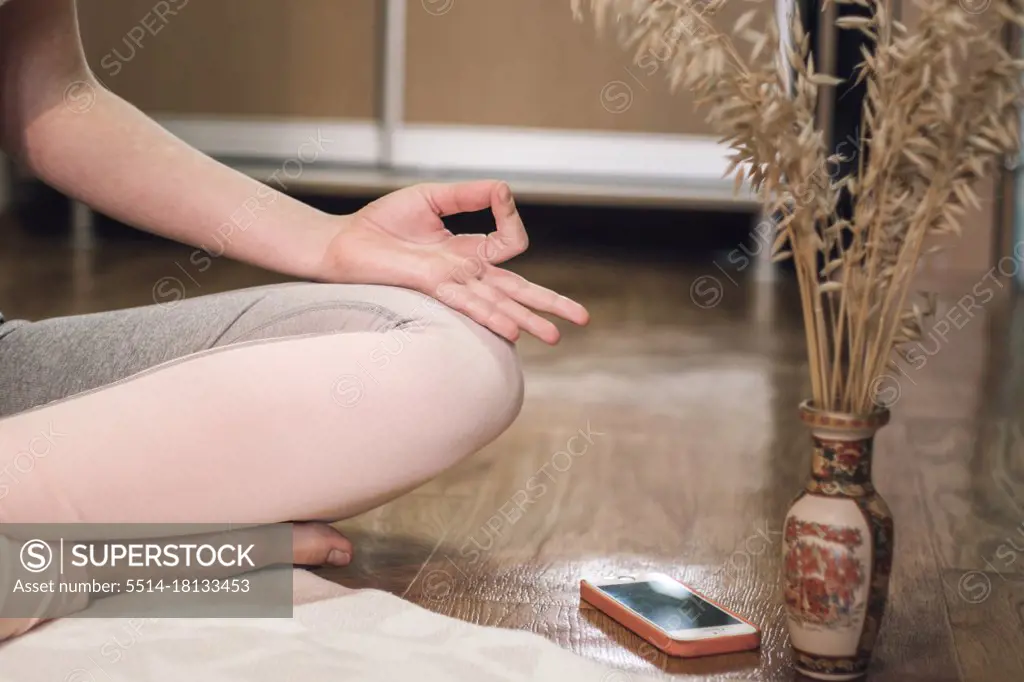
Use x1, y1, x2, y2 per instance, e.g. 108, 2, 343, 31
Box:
1, 213, 1023, 682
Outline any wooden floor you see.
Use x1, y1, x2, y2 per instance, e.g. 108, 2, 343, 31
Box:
2, 208, 1023, 682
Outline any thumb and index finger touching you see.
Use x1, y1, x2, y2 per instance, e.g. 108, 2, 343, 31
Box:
417, 180, 529, 264
417, 179, 590, 331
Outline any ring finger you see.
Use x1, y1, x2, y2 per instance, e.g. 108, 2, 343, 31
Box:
467, 279, 561, 344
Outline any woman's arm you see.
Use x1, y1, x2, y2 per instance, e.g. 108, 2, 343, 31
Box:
0, 0, 589, 342
0, 0, 338, 280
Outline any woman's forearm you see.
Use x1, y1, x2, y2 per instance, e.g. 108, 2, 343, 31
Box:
16, 79, 339, 280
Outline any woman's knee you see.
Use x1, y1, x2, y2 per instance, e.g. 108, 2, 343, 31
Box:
420, 308, 524, 442
260, 283, 524, 445
453, 323, 524, 440
381, 293, 525, 453
291, 302, 524, 520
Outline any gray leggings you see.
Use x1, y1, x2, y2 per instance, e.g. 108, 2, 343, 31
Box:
0, 282, 524, 524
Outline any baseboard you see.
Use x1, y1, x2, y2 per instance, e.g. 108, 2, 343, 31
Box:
226, 162, 758, 209
392, 124, 734, 181
154, 116, 382, 166
152, 116, 739, 186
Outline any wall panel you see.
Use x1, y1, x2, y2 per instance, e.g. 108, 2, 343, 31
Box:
77, 0, 380, 119
403, 0, 744, 134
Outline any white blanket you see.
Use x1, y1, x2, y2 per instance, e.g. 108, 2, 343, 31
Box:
0, 571, 658, 682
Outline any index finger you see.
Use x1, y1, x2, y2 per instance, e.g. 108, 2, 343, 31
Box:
416, 180, 529, 264
483, 181, 529, 264
417, 180, 497, 216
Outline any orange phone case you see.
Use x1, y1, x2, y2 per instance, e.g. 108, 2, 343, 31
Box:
580, 577, 761, 658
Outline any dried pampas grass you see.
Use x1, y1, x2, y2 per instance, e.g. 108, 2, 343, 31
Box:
572, 0, 1024, 414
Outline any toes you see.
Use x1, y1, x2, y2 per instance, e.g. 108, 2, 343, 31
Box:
292, 523, 353, 567
0, 618, 45, 642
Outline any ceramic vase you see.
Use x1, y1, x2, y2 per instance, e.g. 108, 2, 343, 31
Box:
782, 400, 894, 681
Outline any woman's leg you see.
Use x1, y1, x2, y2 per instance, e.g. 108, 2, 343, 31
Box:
0, 283, 523, 635
0, 282, 523, 522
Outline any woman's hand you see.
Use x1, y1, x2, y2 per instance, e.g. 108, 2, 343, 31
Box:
320, 180, 589, 344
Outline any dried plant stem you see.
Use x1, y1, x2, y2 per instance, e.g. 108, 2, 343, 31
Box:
574, 0, 1024, 417
814, 282, 831, 404
859, 174, 948, 411
832, 91, 873, 407
796, 252, 826, 400
843, 18, 898, 408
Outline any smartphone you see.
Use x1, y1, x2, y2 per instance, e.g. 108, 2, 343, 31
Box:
580, 573, 760, 657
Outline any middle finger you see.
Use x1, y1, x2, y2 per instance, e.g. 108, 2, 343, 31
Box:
485, 269, 590, 326
468, 279, 561, 344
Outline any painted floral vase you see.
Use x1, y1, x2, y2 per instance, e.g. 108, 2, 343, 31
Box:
782, 400, 894, 680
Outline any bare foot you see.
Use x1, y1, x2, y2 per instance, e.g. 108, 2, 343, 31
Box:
0, 536, 90, 643
0, 617, 51, 642
292, 522, 353, 568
